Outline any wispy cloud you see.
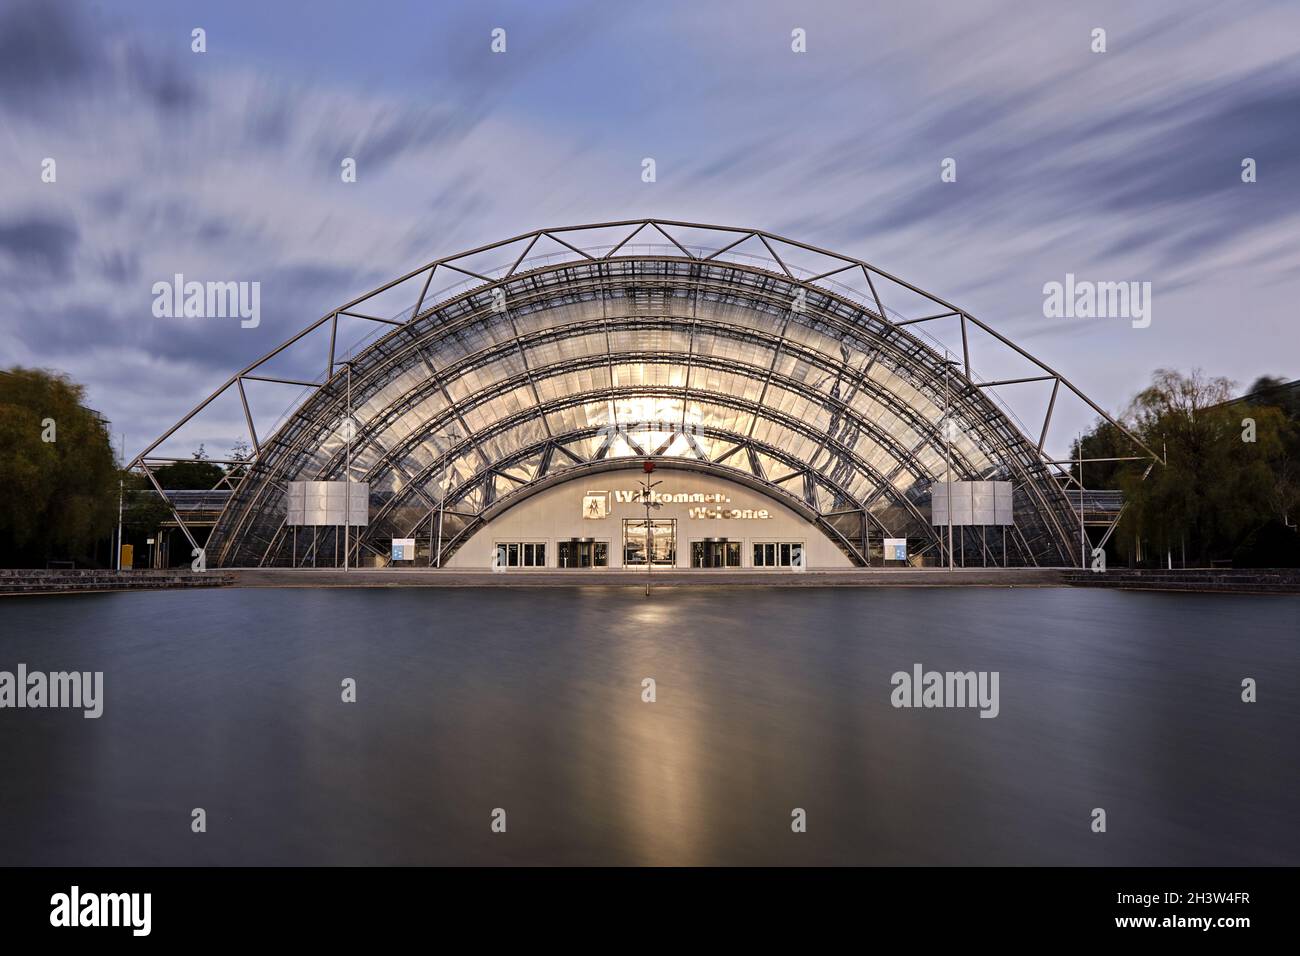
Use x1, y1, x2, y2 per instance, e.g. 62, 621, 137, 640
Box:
1, 0, 1297, 457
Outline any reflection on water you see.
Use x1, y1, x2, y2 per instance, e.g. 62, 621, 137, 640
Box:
0, 586, 1296, 865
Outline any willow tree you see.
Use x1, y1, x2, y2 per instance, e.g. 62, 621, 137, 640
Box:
1083, 369, 1294, 566
0, 367, 118, 567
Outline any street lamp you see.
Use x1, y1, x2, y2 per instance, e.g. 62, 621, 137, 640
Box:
640, 459, 662, 596
940, 353, 961, 571
344, 361, 352, 572
115, 478, 124, 571
115, 432, 125, 571
429, 429, 464, 568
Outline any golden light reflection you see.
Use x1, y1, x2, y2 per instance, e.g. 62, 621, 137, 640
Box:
581, 596, 711, 865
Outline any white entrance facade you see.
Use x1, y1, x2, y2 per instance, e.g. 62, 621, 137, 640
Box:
445, 469, 853, 570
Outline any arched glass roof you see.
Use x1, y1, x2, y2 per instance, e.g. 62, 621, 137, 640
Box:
130, 220, 1158, 568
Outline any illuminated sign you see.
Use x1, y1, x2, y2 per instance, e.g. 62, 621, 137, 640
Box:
614, 489, 729, 504
592, 488, 771, 519
582, 492, 609, 519
686, 506, 770, 520
391, 538, 416, 561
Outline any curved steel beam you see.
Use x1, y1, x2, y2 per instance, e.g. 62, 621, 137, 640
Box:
131, 219, 1158, 469
132, 220, 1154, 571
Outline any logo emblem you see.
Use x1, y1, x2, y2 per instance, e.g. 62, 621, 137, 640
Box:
582, 491, 609, 520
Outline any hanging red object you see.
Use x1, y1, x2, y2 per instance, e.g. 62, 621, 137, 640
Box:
643, 459, 655, 473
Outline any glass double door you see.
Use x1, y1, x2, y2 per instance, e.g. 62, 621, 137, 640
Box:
691, 540, 742, 568
557, 540, 608, 568
622, 519, 676, 566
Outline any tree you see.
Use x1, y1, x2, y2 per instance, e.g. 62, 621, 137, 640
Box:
151, 444, 226, 490
1074, 368, 1295, 566
122, 474, 173, 535
0, 367, 118, 567
1230, 375, 1300, 565
225, 439, 252, 483
1244, 375, 1300, 421
1068, 419, 1132, 491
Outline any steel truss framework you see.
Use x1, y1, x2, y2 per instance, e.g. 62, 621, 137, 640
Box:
129, 219, 1160, 568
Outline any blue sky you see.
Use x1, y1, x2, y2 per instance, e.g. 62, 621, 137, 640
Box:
2, 0, 1297, 459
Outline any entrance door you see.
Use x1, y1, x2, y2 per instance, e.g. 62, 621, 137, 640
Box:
557, 540, 608, 568
691, 540, 742, 568
622, 519, 676, 566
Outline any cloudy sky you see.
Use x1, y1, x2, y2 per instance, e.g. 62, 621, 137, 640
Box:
2, 0, 1297, 461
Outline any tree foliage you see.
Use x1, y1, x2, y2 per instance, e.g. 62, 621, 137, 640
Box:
122, 474, 172, 534
151, 444, 226, 490
1077, 368, 1300, 566
0, 367, 118, 566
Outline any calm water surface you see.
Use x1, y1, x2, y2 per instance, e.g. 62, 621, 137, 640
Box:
0, 586, 1296, 865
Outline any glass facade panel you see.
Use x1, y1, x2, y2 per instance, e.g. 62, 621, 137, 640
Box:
493, 541, 547, 567
201, 252, 1081, 569
754, 541, 804, 568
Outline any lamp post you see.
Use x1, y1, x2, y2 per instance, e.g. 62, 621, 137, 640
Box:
640, 460, 662, 597
115, 478, 124, 571
344, 361, 352, 572
430, 429, 463, 568
941, 354, 960, 571
115, 432, 125, 571
1079, 436, 1086, 568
